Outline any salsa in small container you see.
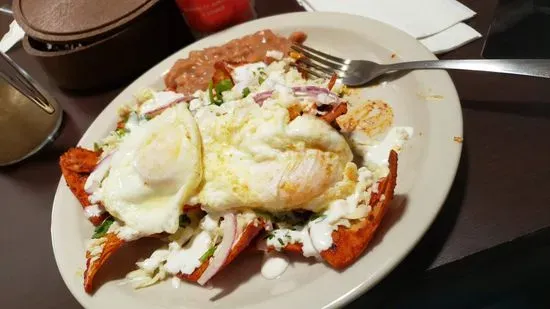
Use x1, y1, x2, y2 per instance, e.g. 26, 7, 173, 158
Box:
175, 0, 255, 36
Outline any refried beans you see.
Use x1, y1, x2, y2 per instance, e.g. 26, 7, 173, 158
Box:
164, 30, 307, 95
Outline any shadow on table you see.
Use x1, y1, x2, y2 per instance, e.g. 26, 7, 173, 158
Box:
461, 100, 550, 120
378, 224, 550, 309
348, 144, 469, 308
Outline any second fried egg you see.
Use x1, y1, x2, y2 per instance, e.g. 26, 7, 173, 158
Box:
192, 99, 353, 212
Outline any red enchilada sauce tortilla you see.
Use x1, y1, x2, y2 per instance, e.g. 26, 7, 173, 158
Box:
164, 30, 307, 95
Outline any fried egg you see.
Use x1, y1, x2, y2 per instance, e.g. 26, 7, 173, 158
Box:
99, 103, 202, 236
192, 99, 353, 212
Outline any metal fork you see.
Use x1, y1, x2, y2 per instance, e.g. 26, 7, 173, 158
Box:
291, 44, 550, 86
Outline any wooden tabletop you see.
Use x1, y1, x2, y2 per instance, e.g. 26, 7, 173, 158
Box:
1, 0, 549, 308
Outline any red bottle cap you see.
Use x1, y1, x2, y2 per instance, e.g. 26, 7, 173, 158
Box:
175, 0, 253, 33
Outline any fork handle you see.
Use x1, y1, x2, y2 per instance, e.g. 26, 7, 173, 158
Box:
384, 59, 550, 79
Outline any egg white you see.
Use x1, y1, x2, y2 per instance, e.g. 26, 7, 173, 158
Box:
100, 103, 202, 236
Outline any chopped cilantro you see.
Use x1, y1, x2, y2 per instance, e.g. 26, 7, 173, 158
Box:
242, 87, 251, 98
208, 79, 234, 105
208, 81, 221, 105
215, 79, 234, 100
277, 238, 284, 246
93, 142, 101, 152
264, 232, 275, 240
179, 214, 191, 228
257, 68, 267, 85
115, 127, 129, 138
92, 216, 114, 239
258, 75, 266, 85
199, 246, 217, 262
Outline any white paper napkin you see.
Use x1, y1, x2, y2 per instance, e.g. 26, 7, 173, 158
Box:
0, 20, 25, 53
298, 0, 482, 54
419, 22, 482, 54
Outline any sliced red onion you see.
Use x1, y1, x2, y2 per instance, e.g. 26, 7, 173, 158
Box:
235, 221, 243, 239
84, 153, 114, 194
252, 86, 341, 106
252, 91, 274, 106
142, 96, 195, 117
291, 86, 341, 103
197, 213, 237, 285
291, 85, 333, 95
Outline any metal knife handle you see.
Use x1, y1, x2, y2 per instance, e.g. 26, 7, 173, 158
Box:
384, 59, 550, 79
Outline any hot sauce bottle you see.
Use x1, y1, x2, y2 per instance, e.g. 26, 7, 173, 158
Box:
175, 0, 255, 37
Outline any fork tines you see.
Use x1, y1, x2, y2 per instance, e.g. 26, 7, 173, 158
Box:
291, 43, 349, 80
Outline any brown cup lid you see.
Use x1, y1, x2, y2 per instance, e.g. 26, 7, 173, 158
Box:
13, 0, 159, 43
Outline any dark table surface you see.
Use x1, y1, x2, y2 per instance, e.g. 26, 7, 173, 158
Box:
2, 0, 550, 308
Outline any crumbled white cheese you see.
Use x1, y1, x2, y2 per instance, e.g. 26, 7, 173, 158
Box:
84, 204, 105, 219
266, 50, 284, 60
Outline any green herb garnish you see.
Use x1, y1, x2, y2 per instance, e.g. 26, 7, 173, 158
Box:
115, 127, 129, 138
179, 214, 191, 228
263, 232, 275, 240
242, 87, 251, 98
93, 142, 101, 152
208, 81, 220, 105
277, 238, 285, 246
257, 68, 267, 85
258, 75, 266, 85
199, 246, 217, 262
215, 79, 234, 101
92, 216, 115, 239
208, 79, 234, 105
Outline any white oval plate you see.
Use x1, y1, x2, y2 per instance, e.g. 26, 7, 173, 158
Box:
52, 12, 462, 309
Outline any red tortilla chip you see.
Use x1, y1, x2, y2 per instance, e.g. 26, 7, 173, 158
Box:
60, 147, 99, 173
320, 102, 348, 126
178, 220, 265, 283
278, 243, 303, 254
320, 150, 398, 269
268, 151, 398, 269
84, 233, 125, 293
82, 207, 205, 293
59, 147, 106, 226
